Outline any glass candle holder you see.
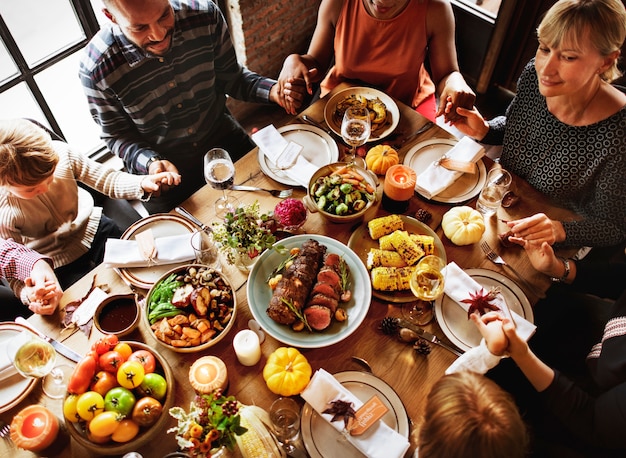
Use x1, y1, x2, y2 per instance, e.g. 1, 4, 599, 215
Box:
383, 165, 416, 213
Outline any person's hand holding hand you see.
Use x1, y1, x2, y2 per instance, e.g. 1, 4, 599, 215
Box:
505, 213, 566, 245
146, 159, 180, 196
470, 311, 508, 356
23, 259, 63, 315
436, 75, 476, 123
275, 54, 319, 114
445, 100, 490, 140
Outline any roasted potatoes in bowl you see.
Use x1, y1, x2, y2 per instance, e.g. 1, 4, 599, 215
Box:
143, 264, 237, 353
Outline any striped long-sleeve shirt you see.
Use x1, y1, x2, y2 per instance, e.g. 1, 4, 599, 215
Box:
78, 0, 275, 175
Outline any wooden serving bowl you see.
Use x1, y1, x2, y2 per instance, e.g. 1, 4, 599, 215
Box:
65, 340, 175, 456
143, 264, 237, 353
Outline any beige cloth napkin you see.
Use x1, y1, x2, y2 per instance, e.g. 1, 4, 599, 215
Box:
300, 369, 410, 458
252, 125, 319, 187
103, 233, 195, 268
415, 136, 485, 199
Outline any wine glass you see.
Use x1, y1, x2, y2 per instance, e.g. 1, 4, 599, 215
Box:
403, 255, 446, 325
340, 105, 370, 168
6, 332, 72, 399
204, 148, 239, 217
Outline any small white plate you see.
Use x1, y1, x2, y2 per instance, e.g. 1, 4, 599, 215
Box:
324, 87, 400, 141
301, 370, 410, 458
435, 268, 534, 352
117, 213, 197, 289
0, 322, 38, 413
404, 138, 487, 203
257, 124, 339, 187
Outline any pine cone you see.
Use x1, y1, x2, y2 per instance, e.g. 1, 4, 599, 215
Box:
379, 317, 399, 336
413, 339, 432, 356
415, 208, 432, 224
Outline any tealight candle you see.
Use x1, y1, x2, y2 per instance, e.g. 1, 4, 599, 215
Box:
233, 330, 262, 366
383, 165, 416, 212
189, 356, 228, 394
10, 405, 60, 452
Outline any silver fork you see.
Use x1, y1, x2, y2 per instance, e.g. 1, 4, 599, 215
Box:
0, 420, 12, 447
480, 241, 539, 295
230, 185, 293, 198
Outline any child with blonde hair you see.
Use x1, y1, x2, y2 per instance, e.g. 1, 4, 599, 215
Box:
0, 118, 180, 288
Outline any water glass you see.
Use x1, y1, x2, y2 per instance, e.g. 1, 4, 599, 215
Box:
270, 397, 301, 444
190, 230, 219, 267
476, 168, 512, 215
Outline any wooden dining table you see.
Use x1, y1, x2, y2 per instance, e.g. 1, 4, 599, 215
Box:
1, 82, 580, 457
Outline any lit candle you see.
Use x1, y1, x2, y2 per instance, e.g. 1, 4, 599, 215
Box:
383, 165, 416, 212
10, 405, 59, 452
189, 356, 229, 394
233, 330, 262, 366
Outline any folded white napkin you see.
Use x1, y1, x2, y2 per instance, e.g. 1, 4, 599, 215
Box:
252, 125, 319, 187
443, 262, 536, 342
415, 136, 485, 199
103, 233, 195, 268
0, 331, 32, 382
300, 369, 410, 458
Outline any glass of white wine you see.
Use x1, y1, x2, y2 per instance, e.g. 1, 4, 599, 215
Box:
403, 255, 446, 325
340, 105, 370, 168
7, 332, 72, 399
204, 147, 239, 217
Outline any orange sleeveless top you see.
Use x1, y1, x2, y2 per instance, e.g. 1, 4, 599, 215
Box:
321, 0, 436, 108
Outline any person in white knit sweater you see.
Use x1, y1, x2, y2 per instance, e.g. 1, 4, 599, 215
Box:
0, 118, 181, 289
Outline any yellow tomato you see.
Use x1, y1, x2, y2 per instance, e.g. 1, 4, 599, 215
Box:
117, 361, 145, 389
113, 342, 133, 360
63, 394, 81, 423
88, 410, 122, 437
76, 391, 105, 421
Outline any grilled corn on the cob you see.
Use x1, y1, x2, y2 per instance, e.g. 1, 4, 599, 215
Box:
366, 248, 407, 269
371, 266, 416, 291
379, 232, 435, 255
387, 230, 424, 265
368, 214, 404, 240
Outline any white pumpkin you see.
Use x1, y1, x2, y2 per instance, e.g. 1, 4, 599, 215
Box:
441, 206, 485, 246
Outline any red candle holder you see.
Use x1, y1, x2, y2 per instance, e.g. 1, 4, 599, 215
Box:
383, 165, 416, 212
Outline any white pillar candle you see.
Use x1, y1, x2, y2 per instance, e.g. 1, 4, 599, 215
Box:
233, 330, 262, 366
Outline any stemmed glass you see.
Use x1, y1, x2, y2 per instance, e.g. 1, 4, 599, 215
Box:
340, 105, 370, 168
204, 148, 239, 217
403, 255, 446, 325
6, 332, 72, 399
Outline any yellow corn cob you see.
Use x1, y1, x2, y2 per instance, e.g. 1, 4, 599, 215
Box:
410, 234, 435, 256
371, 266, 415, 291
236, 405, 286, 458
379, 230, 408, 250
368, 214, 404, 240
387, 230, 424, 265
366, 248, 407, 269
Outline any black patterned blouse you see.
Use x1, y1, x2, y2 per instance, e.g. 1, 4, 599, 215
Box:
482, 59, 626, 248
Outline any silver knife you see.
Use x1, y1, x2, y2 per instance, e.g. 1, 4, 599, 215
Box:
15, 317, 83, 363
397, 318, 463, 357
175, 206, 212, 232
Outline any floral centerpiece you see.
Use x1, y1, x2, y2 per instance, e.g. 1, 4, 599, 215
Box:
168, 390, 247, 457
212, 202, 278, 271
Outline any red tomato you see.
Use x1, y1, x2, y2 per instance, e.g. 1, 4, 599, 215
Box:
67, 354, 97, 395
99, 351, 125, 373
128, 350, 156, 374
91, 335, 119, 355
90, 371, 118, 397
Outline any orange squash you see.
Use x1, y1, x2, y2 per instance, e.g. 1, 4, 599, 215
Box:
263, 347, 312, 396
366, 144, 399, 175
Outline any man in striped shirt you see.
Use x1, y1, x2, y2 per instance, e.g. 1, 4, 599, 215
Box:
79, 0, 305, 213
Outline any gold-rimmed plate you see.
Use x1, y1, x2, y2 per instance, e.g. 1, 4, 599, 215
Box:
301, 370, 410, 458
117, 213, 197, 289
435, 268, 533, 352
404, 138, 487, 203
0, 322, 38, 413
324, 87, 400, 141
347, 215, 446, 303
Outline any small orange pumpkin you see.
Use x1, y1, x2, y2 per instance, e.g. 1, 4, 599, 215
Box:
366, 144, 399, 175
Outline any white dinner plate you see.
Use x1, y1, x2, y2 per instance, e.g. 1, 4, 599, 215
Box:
116, 213, 197, 289
404, 138, 487, 203
257, 124, 339, 187
0, 322, 38, 413
324, 87, 400, 141
435, 268, 534, 352
301, 370, 410, 458
247, 235, 371, 348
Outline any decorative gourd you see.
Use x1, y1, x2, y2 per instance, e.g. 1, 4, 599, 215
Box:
441, 206, 485, 246
365, 144, 399, 175
262, 347, 312, 396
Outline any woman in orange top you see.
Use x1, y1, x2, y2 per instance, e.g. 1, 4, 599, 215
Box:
277, 0, 475, 122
